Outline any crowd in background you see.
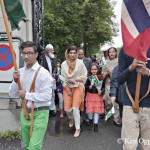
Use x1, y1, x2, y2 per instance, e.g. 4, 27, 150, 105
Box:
9, 41, 150, 150
43, 44, 122, 137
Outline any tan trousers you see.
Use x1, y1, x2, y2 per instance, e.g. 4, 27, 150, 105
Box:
121, 106, 150, 150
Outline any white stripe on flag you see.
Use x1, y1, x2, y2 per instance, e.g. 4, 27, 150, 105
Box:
122, 1, 139, 38
143, 0, 150, 16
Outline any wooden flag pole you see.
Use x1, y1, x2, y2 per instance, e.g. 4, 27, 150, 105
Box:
0, 0, 28, 119
133, 72, 141, 113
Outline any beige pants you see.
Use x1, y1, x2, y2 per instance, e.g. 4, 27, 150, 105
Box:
121, 106, 150, 150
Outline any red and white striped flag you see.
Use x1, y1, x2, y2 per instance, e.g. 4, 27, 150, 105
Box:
121, 0, 150, 61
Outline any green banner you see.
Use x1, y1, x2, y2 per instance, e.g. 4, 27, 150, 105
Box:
57, 68, 61, 75
91, 75, 99, 86
4, 0, 26, 30
105, 106, 115, 121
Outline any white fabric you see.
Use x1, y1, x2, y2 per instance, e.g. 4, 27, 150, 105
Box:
143, 0, 150, 16
9, 61, 53, 108
113, 102, 121, 122
49, 90, 56, 110
45, 44, 53, 49
122, 2, 139, 38
66, 107, 80, 130
101, 56, 106, 65
49, 100, 56, 110
57, 93, 63, 110
122, 106, 150, 150
66, 109, 73, 119
88, 113, 99, 124
93, 113, 99, 124
87, 113, 93, 120
45, 55, 52, 74
61, 59, 87, 88
73, 107, 80, 129
102, 58, 118, 78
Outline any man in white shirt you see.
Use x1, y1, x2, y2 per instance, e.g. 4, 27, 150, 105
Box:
9, 41, 53, 150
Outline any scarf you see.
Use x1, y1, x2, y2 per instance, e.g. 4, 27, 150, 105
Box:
65, 50, 77, 70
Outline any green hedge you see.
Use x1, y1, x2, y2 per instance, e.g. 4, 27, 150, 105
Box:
0, 130, 21, 140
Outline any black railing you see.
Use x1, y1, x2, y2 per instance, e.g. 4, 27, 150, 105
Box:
32, 0, 44, 64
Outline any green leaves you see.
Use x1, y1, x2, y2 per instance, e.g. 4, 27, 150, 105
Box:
44, 0, 117, 59
0, 130, 21, 141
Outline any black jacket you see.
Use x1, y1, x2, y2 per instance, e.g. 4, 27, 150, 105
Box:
41, 54, 56, 73
85, 76, 99, 94
109, 65, 124, 105
118, 48, 150, 107
83, 57, 92, 71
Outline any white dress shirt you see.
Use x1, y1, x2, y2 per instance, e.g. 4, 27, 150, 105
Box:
9, 61, 53, 108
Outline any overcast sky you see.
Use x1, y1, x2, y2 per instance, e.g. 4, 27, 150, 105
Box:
101, 0, 123, 51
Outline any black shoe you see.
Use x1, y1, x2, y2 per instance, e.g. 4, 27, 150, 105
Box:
99, 114, 105, 119
89, 119, 93, 128
94, 123, 98, 132
83, 119, 90, 125
49, 110, 56, 117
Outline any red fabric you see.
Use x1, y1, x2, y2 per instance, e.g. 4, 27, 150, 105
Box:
97, 74, 102, 80
122, 20, 150, 62
121, 20, 134, 49
85, 92, 104, 114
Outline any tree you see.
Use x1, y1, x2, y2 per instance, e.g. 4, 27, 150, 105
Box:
44, 0, 117, 59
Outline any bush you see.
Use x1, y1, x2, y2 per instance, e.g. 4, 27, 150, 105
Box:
0, 130, 21, 141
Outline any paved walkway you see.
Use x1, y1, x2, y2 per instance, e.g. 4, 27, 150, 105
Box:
0, 114, 122, 150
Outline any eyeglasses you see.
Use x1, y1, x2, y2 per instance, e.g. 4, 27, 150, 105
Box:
21, 52, 35, 57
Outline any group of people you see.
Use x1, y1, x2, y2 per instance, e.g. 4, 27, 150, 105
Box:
9, 41, 150, 150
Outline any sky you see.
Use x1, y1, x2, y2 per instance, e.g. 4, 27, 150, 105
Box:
101, 0, 123, 51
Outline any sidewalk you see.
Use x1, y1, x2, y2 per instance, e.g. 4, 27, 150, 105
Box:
0, 114, 122, 150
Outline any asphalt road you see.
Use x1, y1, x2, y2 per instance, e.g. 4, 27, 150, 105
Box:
0, 114, 122, 150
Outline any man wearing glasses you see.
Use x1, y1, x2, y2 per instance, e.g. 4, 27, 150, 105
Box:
9, 41, 53, 150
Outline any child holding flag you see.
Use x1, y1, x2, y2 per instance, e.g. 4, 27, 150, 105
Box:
85, 63, 104, 132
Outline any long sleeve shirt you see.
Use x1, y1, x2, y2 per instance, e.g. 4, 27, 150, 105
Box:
9, 62, 53, 108
109, 65, 119, 97
118, 48, 150, 107
109, 65, 125, 105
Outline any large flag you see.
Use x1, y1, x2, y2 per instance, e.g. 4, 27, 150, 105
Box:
121, 0, 150, 61
4, 0, 26, 30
